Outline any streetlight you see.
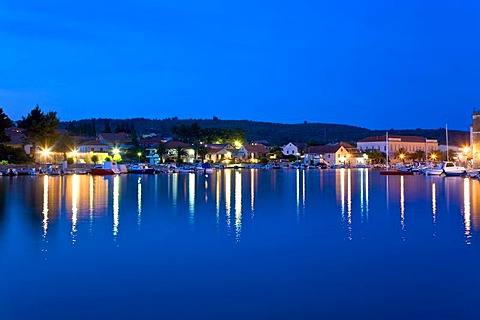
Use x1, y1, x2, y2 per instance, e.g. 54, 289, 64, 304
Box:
430, 153, 437, 162
399, 153, 405, 164
70, 150, 78, 164
40, 148, 51, 164
137, 152, 142, 162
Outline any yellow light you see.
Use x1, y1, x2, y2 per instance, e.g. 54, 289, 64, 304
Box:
363, 154, 368, 159
112, 148, 120, 155
41, 148, 51, 157
70, 150, 78, 157
137, 152, 142, 157
463, 146, 470, 154
399, 153, 405, 160
431, 154, 437, 160
233, 141, 242, 149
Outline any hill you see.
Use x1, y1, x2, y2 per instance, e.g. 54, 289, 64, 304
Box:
60, 118, 470, 147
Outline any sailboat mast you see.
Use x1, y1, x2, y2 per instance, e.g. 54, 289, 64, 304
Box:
386, 131, 389, 168
446, 123, 449, 161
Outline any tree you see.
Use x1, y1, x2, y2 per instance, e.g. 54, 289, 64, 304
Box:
157, 142, 167, 164
0, 108, 13, 143
55, 133, 74, 161
175, 146, 187, 163
197, 145, 209, 162
365, 149, 385, 164
410, 150, 426, 161
90, 154, 99, 164
18, 105, 60, 162
104, 121, 112, 133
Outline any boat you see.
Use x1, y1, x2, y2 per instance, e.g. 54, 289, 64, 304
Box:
195, 162, 214, 174
379, 170, 413, 175
424, 161, 466, 176
90, 161, 121, 175
3, 168, 18, 176
129, 163, 155, 174
467, 169, 480, 178
424, 166, 444, 176
441, 161, 467, 176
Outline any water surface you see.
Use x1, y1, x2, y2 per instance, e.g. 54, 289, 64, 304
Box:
1, 169, 479, 319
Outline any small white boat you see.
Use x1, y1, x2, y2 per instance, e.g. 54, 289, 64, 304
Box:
424, 166, 443, 176
424, 162, 466, 176
442, 161, 467, 176
467, 169, 480, 178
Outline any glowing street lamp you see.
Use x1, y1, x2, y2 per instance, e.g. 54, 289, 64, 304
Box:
233, 140, 242, 149
399, 153, 405, 163
430, 153, 437, 161
70, 150, 79, 163
137, 152, 142, 162
40, 148, 51, 164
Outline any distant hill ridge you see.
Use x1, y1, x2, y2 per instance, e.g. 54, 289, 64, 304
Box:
60, 118, 470, 147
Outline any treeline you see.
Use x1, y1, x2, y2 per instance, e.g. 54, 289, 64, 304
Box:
0, 105, 61, 164
59, 117, 469, 146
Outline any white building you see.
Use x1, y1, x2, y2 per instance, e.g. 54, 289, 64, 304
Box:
304, 144, 350, 166
357, 135, 438, 160
282, 142, 306, 156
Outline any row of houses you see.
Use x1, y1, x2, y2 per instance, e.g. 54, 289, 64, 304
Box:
5, 126, 473, 166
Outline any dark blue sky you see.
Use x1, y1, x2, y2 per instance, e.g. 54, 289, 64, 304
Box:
1, 0, 479, 130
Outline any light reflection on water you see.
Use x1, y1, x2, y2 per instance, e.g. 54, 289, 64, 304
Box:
235, 171, 242, 242
2, 169, 480, 319
113, 175, 119, 240
464, 177, 471, 244
11, 169, 480, 246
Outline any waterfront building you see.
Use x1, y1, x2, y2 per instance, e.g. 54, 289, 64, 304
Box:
97, 132, 133, 154
164, 140, 195, 163
237, 144, 268, 163
357, 135, 438, 161
204, 144, 236, 163
282, 142, 306, 156
3, 127, 33, 155
472, 110, 480, 168
304, 144, 350, 166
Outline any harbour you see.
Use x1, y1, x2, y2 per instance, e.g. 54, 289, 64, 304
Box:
1, 169, 479, 318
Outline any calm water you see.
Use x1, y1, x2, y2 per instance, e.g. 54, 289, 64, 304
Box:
1, 169, 479, 319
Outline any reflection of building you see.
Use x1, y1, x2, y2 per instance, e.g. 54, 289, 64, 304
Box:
472, 180, 480, 231
472, 110, 480, 168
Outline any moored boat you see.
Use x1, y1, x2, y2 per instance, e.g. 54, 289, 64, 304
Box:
129, 163, 155, 174
380, 170, 413, 175
91, 161, 121, 175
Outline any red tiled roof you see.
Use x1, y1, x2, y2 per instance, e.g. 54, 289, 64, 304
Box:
80, 140, 109, 146
4, 127, 25, 145
243, 144, 268, 153
358, 135, 431, 143
204, 143, 230, 150
98, 132, 131, 143
307, 145, 342, 154
165, 141, 190, 149
140, 136, 166, 146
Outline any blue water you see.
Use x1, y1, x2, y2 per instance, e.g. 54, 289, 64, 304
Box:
1, 169, 479, 319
